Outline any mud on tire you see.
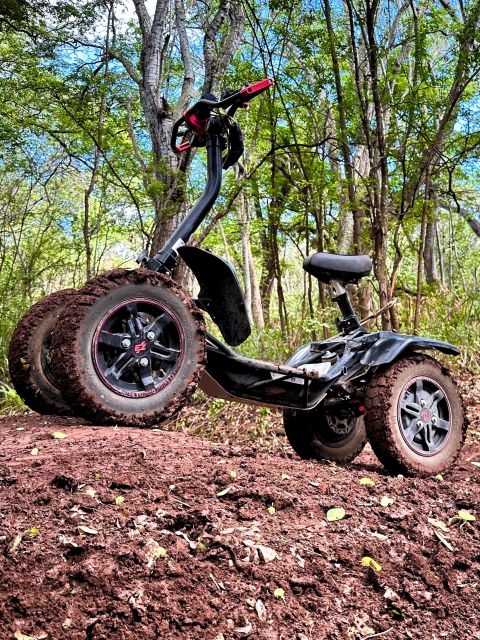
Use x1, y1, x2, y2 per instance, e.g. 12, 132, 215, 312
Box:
283, 404, 367, 463
364, 354, 467, 476
8, 289, 77, 415
50, 268, 206, 427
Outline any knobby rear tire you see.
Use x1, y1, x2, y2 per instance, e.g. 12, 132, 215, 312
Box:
8, 289, 77, 415
364, 354, 466, 476
284, 405, 367, 463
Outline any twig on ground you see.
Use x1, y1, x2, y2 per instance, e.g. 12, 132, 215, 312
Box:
361, 627, 394, 640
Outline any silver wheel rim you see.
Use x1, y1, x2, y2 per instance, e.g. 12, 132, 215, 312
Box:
397, 376, 451, 456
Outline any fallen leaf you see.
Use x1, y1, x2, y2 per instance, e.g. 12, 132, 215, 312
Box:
434, 474, 444, 482
369, 531, 389, 541
28, 528, 40, 537
85, 488, 96, 498
16, 427, 25, 431
267, 505, 276, 515
308, 481, 320, 487
234, 621, 252, 638
281, 473, 290, 481
52, 431, 67, 440
255, 599, 267, 622
256, 545, 277, 563
471, 461, 480, 468
230, 470, 237, 479
11, 534, 22, 551
30, 448, 39, 456
360, 477, 375, 487
326, 507, 346, 522
427, 517, 449, 533
380, 496, 394, 507
115, 495, 125, 506
78, 526, 98, 535
197, 541, 206, 553
360, 556, 382, 572
14, 632, 48, 640
144, 538, 167, 568
273, 587, 285, 600
216, 487, 231, 497
457, 509, 476, 522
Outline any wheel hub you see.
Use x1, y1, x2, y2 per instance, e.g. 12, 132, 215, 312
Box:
326, 412, 356, 436
134, 340, 147, 354
398, 376, 451, 456
92, 298, 184, 398
421, 408, 431, 422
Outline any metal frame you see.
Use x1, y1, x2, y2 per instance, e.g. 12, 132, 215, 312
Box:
138, 117, 460, 412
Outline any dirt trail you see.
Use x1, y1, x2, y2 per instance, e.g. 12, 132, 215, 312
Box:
0, 413, 479, 640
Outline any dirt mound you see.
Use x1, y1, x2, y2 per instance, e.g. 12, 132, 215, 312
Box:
0, 413, 479, 640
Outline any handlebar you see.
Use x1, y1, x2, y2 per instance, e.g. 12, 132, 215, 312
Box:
189, 78, 274, 111
171, 78, 273, 155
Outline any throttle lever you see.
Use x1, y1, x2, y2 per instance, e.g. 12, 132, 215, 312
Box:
239, 78, 274, 101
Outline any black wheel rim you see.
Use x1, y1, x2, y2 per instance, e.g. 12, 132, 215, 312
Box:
398, 376, 451, 456
313, 408, 360, 448
92, 298, 184, 398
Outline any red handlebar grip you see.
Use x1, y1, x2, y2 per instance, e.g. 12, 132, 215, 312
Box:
184, 111, 209, 134
176, 141, 192, 153
239, 78, 274, 99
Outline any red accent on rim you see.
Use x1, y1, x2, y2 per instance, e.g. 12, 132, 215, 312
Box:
134, 340, 147, 354
92, 298, 184, 399
397, 376, 452, 457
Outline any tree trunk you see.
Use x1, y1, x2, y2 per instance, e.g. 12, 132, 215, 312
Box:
115, 0, 245, 269
424, 220, 440, 285
323, 0, 361, 252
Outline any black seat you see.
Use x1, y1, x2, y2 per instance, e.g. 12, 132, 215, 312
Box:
303, 252, 372, 284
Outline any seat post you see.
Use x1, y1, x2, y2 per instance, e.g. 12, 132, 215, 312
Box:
330, 281, 364, 334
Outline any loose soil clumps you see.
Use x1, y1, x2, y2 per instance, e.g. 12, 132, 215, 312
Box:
0, 413, 479, 639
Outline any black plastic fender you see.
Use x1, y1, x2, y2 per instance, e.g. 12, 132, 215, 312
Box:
178, 245, 251, 347
359, 331, 460, 366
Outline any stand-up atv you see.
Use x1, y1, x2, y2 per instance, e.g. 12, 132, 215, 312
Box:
8, 78, 466, 476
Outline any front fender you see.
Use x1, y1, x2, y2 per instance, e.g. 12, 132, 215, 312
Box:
360, 332, 460, 367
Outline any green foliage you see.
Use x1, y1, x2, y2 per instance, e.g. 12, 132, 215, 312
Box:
1, 0, 480, 411
0, 381, 25, 414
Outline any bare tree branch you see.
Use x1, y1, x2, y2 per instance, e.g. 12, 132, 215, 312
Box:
108, 49, 141, 85
174, 0, 194, 117
132, 0, 152, 36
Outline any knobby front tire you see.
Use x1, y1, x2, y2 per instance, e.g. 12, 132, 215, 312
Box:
50, 269, 206, 427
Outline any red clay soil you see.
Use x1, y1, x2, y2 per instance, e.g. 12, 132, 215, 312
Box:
0, 412, 479, 640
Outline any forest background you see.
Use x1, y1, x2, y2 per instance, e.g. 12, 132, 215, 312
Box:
1, 0, 480, 418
